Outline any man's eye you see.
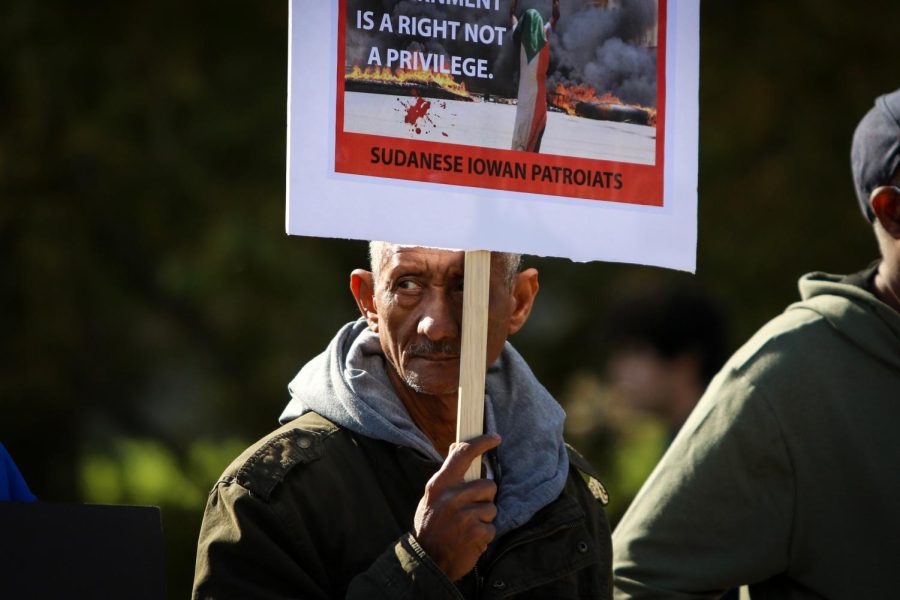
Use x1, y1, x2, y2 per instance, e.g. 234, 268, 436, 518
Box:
396, 279, 421, 291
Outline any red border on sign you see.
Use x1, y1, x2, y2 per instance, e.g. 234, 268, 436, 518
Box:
334, 0, 667, 206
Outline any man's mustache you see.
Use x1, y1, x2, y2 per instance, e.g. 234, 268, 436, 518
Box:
407, 339, 460, 358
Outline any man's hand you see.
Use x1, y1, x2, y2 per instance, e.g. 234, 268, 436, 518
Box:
413, 434, 501, 581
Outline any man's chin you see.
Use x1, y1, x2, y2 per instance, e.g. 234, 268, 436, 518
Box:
403, 372, 459, 397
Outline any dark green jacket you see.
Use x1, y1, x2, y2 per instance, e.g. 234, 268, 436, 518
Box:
613, 271, 900, 598
194, 412, 612, 599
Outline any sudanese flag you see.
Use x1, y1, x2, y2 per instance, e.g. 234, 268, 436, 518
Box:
511, 9, 551, 152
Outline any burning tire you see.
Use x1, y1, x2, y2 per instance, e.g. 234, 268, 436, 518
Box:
574, 101, 652, 125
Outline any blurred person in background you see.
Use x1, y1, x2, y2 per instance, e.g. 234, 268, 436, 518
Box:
613, 89, 900, 598
560, 280, 728, 527
604, 281, 728, 441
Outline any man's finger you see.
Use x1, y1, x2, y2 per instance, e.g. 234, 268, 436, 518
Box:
464, 501, 498, 524
451, 479, 497, 504
477, 522, 497, 547
440, 434, 501, 481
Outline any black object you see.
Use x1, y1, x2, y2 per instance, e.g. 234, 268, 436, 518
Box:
0, 502, 165, 599
575, 101, 652, 125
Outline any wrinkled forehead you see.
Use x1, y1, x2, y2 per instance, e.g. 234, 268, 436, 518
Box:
376, 244, 464, 275
369, 242, 465, 280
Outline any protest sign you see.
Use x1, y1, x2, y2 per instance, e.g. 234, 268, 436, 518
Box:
287, 0, 699, 271
287, 0, 700, 464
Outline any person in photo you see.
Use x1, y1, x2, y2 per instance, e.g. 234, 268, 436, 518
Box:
193, 243, 612, 599
510, 0, 559, 152
613, 88, 900, 599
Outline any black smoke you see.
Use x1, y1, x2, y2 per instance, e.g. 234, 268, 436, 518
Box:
549, 0, 658, 107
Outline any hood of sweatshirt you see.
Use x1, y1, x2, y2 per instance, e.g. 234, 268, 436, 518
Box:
792, 270, 900, 372
279, 319, 569, 537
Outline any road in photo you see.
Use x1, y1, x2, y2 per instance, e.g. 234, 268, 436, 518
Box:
343, 91, 656, 165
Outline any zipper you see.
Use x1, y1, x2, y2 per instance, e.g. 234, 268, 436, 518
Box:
474, 563, 484, 595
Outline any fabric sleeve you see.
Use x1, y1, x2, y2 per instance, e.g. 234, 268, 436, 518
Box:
193, 480, 462, 600
612, 368, 794, 599
346, 533, 464, 599
193, 480, 328, 600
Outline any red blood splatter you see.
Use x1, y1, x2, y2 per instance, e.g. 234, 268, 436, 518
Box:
415, 127, 421, 134
404, 96, 432, 127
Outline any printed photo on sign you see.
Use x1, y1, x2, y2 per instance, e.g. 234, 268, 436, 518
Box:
334, 0, 666, 205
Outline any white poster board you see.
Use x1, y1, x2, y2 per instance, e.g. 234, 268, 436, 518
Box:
287, 0, 699, 271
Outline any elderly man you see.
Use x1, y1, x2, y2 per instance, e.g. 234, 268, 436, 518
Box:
612, 89, 900, 598
193, 244, 612, 599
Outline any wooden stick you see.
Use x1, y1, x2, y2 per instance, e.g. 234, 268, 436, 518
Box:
456, 250, 492, 482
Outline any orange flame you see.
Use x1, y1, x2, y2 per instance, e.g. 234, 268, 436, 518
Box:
550, 83, 657, 125
550, 83, 620, 115
346, 65, 470, 98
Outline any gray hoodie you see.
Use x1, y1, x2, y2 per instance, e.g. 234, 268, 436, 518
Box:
280, 319, 569, 536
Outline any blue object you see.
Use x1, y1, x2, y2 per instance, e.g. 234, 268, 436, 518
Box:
0, 442, 37, 502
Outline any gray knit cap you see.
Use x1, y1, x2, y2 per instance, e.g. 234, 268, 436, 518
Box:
851, 88, 900, 222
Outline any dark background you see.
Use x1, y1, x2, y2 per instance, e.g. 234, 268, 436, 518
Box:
2, 1, 897, 597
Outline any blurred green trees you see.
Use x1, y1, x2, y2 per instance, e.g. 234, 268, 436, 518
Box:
2, 0, 898, 597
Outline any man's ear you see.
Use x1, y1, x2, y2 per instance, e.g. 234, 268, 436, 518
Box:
507, 268, 539, 336
350, 269, 379, 332
871, 187, 900, 238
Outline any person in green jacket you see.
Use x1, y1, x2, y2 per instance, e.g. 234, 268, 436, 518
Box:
612, 90, 900, 598
194, 245, 612, 599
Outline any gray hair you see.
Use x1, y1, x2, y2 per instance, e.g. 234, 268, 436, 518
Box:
369, 241, 522, 288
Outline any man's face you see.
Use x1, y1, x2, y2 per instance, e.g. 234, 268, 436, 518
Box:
607, 345, 674, 414
369, 246, 517, 397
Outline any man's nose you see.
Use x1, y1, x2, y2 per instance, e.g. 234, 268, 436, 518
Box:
417, 294, 460, 341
